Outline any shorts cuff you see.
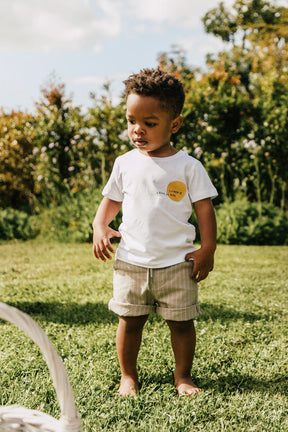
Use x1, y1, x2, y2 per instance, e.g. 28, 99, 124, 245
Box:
108, 299, 153, 317
157, 303, 201, 321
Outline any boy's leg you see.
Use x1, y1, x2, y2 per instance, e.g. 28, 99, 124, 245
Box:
166, 319, 202, 395
116, 315, 148, 396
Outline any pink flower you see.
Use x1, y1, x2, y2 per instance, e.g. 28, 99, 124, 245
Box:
194, 146, 202, 155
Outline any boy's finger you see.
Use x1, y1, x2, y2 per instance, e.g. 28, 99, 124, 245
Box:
103, 248, 113, 260
112, 229, 122, 238
191, 264, 198, 280
195, 269, 209, 282
187, 257, 195, 278
185, 253, 195, 262
106, 240, 115, 253
93, 245, 99, 259
94, 241, 110, 261
97, 248, 107, 261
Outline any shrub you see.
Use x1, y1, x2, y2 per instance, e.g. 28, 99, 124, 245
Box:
40, 188, 122, 243
216, 199, 288, 245
0, 188, 122, 243
0, 208, 41, 240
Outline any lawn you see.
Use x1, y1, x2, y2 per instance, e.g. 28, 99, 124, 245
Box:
0, 242, 287, 431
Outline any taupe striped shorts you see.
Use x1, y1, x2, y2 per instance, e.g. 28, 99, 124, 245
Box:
109, 259, 201, 321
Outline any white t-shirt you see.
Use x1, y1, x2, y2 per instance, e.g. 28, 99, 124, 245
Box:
102, 149, 217, 268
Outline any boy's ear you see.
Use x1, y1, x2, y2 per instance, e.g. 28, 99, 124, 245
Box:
171, 116, 183, 134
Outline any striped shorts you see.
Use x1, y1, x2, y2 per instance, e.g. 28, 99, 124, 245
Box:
108, 259, 201, 321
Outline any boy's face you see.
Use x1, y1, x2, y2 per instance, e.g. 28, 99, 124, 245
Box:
126, 93, 182, 157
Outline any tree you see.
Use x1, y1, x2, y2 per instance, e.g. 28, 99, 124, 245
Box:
34, 76, 91, 204
202, 0, 288, 208
88, 83, 129, 186
202, 0, 288, 49
0, 110, 37, 209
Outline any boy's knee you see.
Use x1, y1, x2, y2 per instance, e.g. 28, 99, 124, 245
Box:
119, 315, 148, 333
166, 319, 194, 334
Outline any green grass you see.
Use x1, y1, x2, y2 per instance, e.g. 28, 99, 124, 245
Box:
0, 242, 287, 431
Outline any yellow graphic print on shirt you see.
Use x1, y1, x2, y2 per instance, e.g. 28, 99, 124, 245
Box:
167, 181, 187, 202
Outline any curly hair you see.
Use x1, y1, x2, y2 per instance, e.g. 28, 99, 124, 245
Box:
123, 68, 185, 118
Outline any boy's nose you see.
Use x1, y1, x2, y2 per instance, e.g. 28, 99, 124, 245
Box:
134, 124, 144, 134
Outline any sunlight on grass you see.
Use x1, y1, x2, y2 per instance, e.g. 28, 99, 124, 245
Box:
0, 242, 287, 431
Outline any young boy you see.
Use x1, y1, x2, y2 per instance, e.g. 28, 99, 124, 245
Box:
93, 68, 217, 397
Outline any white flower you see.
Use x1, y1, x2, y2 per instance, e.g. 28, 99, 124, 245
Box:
48, 142, 55, 149
118, 130, 128, 140
68, 166, 75, 171
244, 140, 257, 150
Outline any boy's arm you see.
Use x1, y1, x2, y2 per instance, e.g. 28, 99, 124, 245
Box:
92, 197, 122, 261
185, 198, 217, 283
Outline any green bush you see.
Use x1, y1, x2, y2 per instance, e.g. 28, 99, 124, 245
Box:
216, 199, 288, 245
0, 188, 121, 242
40, 188, 122, 243
0, 208, 41, 240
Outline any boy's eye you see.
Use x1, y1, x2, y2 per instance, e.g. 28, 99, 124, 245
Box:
126, 120, 157, 128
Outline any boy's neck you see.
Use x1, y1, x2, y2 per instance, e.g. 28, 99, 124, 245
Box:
138, 144, 178, 158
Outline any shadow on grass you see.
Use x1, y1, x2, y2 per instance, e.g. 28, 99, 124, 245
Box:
2, 301, 118, 325
200, 373, 288, 397
138, 369, 287, 397
199, 303, 282, 323
2, 301, 282, 326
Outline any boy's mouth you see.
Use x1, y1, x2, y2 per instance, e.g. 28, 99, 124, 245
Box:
134, 139, 147, 146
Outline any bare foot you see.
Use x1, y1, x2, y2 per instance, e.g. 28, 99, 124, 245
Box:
176, 376, 202, 396
119, 375, 139, 397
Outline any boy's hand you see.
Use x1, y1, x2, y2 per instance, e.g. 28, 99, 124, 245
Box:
185, 248, 214, 283
188, 198, 217, 283
93, 226, 121, 261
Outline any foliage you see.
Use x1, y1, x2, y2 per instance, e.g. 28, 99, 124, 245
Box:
216, 199, 288, 245
0, 79, 128, 210
202, 0, 288, 48
88, 84, 130, 186
0, 111, 38, 208
0, 243, 287, 431
0, 188, 121, 242
0, 208, 41, 240
39, 188, 122, 243
200, 0, 288, 206
33, 77, 94, 206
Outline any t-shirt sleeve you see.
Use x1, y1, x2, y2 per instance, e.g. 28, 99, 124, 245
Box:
102, 159, 123, 202
188, 160, 218, 203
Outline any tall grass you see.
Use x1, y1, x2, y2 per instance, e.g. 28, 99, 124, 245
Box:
0, 242, 287, 431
